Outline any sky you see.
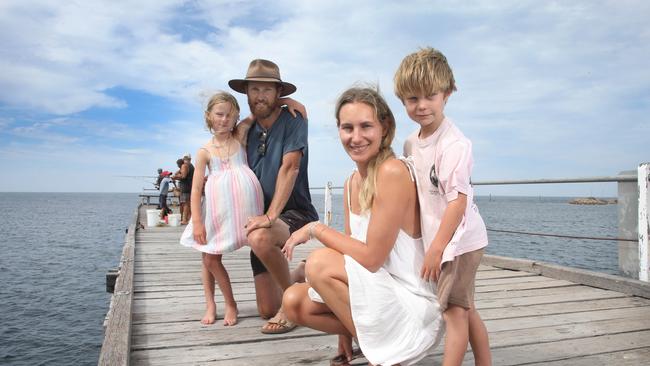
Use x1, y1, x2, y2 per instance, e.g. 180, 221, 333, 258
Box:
0, 0, 648, 196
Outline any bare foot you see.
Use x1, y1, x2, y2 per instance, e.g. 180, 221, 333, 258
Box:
223, 303, 238, 326
201, 302, 216, 325
290, 260, 306, 284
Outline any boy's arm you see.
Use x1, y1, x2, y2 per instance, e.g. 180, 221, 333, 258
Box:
279, 97, 307, 120
421, 193, 467, 282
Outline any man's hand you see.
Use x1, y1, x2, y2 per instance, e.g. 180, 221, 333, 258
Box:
245, 214, 273, 235
421, 247, 443, 282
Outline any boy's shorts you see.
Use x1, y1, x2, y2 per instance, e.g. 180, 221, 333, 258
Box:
437, 248, 484, 312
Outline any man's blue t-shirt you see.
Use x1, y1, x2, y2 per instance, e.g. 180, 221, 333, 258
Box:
246, 107, 318, 221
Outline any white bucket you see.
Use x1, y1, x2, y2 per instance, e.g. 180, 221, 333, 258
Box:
146, 209, 161, 227
168, 214, 181, 227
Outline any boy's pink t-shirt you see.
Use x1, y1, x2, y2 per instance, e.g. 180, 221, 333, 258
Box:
404, 117, 488, 266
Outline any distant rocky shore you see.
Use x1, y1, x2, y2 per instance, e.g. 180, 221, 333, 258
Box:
569, 197, 617, 205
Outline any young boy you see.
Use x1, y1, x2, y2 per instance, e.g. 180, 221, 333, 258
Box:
394, 47, 492, 366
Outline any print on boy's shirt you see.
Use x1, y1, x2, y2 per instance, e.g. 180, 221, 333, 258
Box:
429, 163, 440, 194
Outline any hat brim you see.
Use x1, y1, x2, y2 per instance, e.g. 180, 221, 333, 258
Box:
228, 78, 296, 97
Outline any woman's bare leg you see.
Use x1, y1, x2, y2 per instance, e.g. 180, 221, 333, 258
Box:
304, 248, 355, 336
283, 283, 352, 336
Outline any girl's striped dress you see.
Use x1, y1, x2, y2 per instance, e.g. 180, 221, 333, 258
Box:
180, 143, 263, 254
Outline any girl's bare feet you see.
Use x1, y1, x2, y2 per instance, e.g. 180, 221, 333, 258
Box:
201, 302, 217, 325
223, 303, 238, 326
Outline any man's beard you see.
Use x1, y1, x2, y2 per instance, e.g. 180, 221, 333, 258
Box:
249, 99, 275, 120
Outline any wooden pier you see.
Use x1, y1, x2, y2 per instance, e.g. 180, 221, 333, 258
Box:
100, 205, 650, 365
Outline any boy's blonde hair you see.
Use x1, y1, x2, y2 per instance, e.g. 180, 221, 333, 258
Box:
335, 85, 396, 212
205, 91, 240, 135
393, 47, 457, 101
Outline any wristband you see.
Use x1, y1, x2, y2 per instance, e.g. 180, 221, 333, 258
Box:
265, 214, 273, 226
308, 222, 319, 240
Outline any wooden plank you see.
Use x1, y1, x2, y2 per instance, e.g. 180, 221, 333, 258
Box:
132, 321, 325, 351
475, 287, 624, 310
485, 306, 650, 332
478, 297, 650, 320
132, 301, 262, 324
476, 278, 575, 293
486, 316, 650, 348
483, 254, 650, 298
522, 347, 650, 366
475, 269, 536, 280
99, 205, 139, 366
460, 330, 650, 366
130, 333, 340, 365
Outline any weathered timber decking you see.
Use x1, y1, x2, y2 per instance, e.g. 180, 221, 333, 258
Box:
109, 205, 650, 365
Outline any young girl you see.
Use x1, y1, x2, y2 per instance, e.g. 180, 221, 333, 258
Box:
281, 86, 444, 365
180, 91, 305, 326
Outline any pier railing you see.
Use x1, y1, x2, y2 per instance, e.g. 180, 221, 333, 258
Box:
99, 204, 138, 366
313, 163, 650, 282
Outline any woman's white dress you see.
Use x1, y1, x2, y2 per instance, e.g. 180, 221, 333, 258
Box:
309, 172, 444, 365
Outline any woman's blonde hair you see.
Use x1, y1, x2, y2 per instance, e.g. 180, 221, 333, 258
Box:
205, 91, 240, 135
335, 85, 396, 212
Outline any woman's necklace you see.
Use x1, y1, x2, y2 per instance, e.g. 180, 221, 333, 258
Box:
211, 135, 232, 164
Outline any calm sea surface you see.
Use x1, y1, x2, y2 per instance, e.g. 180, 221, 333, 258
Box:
0, 193, 620, 365
0, 193, 137, 366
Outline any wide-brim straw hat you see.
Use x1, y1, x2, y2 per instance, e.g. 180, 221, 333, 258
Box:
228, 59, 296, 97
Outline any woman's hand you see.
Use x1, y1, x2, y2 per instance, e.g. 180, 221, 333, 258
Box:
193, 221, 207, 245
282, 222, 314, 261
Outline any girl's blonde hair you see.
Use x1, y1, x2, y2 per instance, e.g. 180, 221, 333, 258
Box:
205, 91, 240, 135
335, 85, 396, 212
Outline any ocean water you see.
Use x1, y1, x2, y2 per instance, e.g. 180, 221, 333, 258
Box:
0, 193, 137, 366
0, 192, 621, 365
311, 194, 621, 275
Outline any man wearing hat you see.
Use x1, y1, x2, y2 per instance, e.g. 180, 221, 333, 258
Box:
230, 59, 318, 334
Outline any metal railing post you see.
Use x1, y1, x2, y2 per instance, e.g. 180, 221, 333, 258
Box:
618, 170, 640, 277
324, 181, 332, 227
639, 163, 650, 282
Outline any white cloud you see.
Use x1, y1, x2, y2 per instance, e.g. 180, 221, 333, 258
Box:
0, 0, 648, 194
